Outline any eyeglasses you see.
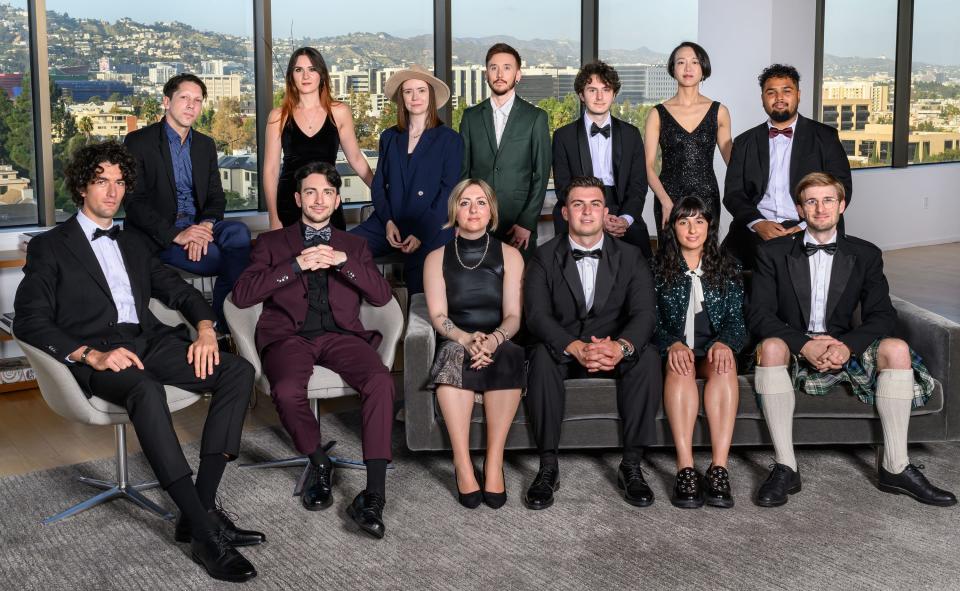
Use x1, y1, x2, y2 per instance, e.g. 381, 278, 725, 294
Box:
801, 196, 840, 208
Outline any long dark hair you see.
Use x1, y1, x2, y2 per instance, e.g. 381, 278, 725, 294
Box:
654, 196, 739, 291
279, 47, 337, 131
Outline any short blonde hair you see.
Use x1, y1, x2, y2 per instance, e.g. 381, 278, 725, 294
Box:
443, 178, 499, 230
794, 171, 846, 205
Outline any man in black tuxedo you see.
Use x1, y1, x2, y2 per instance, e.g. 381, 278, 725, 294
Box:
14, 142, 264, 582
523, 175, 661, 510
124, 73, 251, 335
552, 61, 651, 258
749, 172, 955, 508
722, 64, 852, 269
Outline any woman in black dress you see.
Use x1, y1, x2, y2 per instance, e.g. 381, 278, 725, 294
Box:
263, 47, 373, 230
644, 42, 733, 234
423, 179, 525, 509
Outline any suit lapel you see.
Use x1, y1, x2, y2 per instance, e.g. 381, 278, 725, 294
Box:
757, 124, 771, 199
788, 116, 812, 198
157, 123, 177, 197
479, 100, 499, 158
825, 238, 856, 325
556, 241, 587, 318
786, 236, 812, 328
611, 117, 623, 198
190, 131, 206, 208
592, 236, 616, 314
63, 217, 114, 303
575, 117, 594, 177
495, 97, 525, 157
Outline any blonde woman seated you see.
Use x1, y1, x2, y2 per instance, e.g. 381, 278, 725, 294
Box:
423, 179, 525, 509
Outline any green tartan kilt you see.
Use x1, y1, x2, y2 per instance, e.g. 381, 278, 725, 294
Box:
754, 339, 935, 409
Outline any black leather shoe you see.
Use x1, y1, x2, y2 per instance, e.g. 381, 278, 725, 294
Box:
482, 462, 507, 509
302, 461, 334, 511
755, 463, 801, 507
190, 530, 257, 582
175, 505, 267, 546
618, 461, 654, 507
878, 463, 958, 507
670, 467, 703, 509
346, 491, 387, 539
703, 465, 735, 509
455, 466, 482, 509
523, 466, 559, 510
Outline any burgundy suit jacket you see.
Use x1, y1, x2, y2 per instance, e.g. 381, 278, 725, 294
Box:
232, 224, 393, 354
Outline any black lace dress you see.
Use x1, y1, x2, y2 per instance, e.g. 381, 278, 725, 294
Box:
429, 234, 525, 392
654, 101, 722, 232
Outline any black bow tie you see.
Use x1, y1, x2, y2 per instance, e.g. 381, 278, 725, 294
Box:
572, 248, 602, 261
803, 242, 837, 257
590, 122, 610, 138
92, 226, 120, 241
304, 225, 331, 246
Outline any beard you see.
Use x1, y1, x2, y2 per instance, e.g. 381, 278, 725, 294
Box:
301, 207, 333, 227
769, 107, 796, 123
489, 77, 517, 97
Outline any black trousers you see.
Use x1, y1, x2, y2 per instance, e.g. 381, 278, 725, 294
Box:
525, 342, 662, 455
70, 328, 254, 488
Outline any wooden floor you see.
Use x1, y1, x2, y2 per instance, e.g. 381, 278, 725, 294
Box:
1, 242, 957, 478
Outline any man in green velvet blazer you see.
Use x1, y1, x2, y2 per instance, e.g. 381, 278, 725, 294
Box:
459, 43, 552, 257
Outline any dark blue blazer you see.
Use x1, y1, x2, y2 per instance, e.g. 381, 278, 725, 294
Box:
369, 124, 464, 249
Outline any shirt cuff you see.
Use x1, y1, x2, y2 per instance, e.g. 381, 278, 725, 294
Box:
619, 214, 634, 227
747, 219, 764, 232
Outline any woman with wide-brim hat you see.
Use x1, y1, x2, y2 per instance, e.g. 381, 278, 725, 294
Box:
349, 65, 463, 294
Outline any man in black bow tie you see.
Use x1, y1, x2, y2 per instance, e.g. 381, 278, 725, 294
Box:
14, 142, 262, 582
522, 176, 662, 510
749, 172, 955, 508
552, 61, 652, 258
722, 64, 852, 269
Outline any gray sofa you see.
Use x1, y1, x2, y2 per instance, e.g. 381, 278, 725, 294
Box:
404, 293, 959, 451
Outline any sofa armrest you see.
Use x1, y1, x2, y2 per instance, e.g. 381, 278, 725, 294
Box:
892, 296, 960, 439
404, 294, 439, 450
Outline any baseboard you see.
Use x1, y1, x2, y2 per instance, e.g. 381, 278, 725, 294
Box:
880, 236, 960, 251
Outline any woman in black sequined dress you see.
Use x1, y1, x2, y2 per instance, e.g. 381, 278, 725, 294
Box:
645, 42, 733, 237
422, 179, 525, 509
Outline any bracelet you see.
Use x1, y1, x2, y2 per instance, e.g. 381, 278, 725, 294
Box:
491, 331, 504, 345
494, 327, 509, 342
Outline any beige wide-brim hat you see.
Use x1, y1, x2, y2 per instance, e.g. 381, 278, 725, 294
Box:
384, 65, 451, 109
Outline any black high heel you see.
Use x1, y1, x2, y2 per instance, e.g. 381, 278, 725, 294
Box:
455, 466, 482, 509
482, 459, 507, 509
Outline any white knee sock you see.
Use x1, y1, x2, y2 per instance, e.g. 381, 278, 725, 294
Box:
875, 369, 915, 473
755, 366, 797, 471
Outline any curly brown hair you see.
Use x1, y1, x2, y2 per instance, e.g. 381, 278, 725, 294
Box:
64, 141, 137, 208
574, 61, 621, 96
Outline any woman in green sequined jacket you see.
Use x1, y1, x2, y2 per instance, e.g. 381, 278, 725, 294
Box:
654, 196, 746, 510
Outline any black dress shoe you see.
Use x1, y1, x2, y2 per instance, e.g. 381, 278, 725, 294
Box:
302, 461, 334, 511
346, 491, 386, 539
191, 530, 257, 582
878, 463, 958, 507
618, 461, 654, 507
482, 463, 507, 509
755, 463, 801, 507
175, 506, 267, 546
455, 466, 482, 509
703, 465, 735, 509
523, 466, 559, 510
670, 467, 703, 509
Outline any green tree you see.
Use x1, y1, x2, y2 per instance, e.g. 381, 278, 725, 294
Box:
346, 92, 379, 149
451, 101, 467, 132
195, 106, 216, 135
140, 95, 162, 123
107, 92, 124, 104
210, 98, 253, 154
273, 88, 284, 108
537, 93, 580, 136
77, 116, 93, 137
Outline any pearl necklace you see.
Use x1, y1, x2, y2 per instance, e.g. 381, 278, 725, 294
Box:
454, 233, 489, 270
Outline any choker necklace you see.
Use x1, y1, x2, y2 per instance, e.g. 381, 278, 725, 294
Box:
454, 233, 489, 270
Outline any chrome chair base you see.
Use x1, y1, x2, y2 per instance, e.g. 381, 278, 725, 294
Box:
240, 441, 393, 496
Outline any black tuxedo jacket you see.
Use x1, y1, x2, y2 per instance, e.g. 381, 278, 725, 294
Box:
123, 120, 226, 250
722, 115, 852, 262
523, 232, 656, 363
748, 232, 896, 357
13, 216, 214, 379
552, 116, 651, 256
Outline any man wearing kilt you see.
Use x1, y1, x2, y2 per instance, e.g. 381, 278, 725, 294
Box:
749, 171, 955, 507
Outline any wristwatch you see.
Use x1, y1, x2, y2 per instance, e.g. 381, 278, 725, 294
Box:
79, 346, 94, 365
617, 339, 635, 359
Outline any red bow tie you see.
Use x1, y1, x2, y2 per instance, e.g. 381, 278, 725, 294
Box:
769, 127, 794, 139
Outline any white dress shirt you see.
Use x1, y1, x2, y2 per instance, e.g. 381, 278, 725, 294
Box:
585, 114, 615, 186
805, 229, 837, 333
76, 210, 139, 324
750, 118, 803, 230
569, 234, 604, 312
491, 93, 516, 147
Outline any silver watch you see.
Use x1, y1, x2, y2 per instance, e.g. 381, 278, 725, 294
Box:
617, 339, 634, 358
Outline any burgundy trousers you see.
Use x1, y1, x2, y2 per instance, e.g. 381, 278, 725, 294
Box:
262, 332, 394, 461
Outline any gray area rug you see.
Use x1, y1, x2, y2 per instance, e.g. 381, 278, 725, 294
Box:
1, 411, 958, 591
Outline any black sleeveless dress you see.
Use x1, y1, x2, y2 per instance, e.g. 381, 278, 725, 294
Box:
654, 101, 722, 231
277, 114, 345, 229
429, 234, 525, 392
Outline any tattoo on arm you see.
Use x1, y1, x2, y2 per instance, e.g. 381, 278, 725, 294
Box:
441, 317, 455, 337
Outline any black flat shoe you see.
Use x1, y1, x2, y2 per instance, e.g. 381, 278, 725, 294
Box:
878, 463, 957, 507
346, 490, 387, 539
755, 463, 801, 507
302, 461, 334, 511
482, 461, 507, 509
618, 461, 654, 507
703, 465, 735, 509
175, 504, 267, 546
455, 466, 482, 509
191, 530, 257, 582
670, 467, 703, 509
523, 466, 559, 510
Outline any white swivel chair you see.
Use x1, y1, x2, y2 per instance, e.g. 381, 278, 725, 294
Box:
224, 293, 403, 494
15, 299, 202, 524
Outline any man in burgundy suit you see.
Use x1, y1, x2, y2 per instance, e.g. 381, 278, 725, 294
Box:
231, 161, 395, 539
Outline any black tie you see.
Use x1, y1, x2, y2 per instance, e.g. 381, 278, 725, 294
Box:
304, 225, 332, 247
590, 122, 610, 138
92, 226, 120, 241
803, 242, 837, 257
572, 249, 602, 261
